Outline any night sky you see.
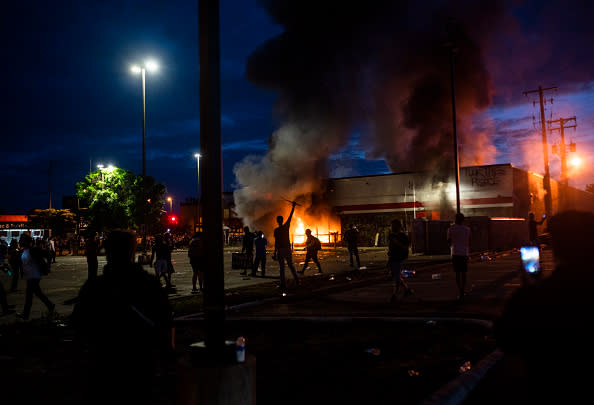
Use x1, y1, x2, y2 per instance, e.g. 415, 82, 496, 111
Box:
1, 0, 594, 215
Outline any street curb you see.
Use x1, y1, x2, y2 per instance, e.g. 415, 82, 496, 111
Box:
421, 349, 504, 405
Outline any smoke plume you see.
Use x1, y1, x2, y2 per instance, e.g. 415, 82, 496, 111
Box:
233, 0, 507, 231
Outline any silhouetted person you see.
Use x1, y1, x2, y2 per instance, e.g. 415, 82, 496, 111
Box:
240, 226, 255, 276
387, 219, 410, 302
528, 212, 546, 245
188, 231, 205, 293
85, 230, 99, 280
299, 228, 322, 274
71, 230, 172, 405
493, 210, 594, 403
447, 213, 471, 301
252, 230, 267, 277
16, 233, 54, 320
344, 224, 361, 268
0, 280, 16, 316
150, 234, 173, 289
8, 239, 21, 292
274, 201, 300, 293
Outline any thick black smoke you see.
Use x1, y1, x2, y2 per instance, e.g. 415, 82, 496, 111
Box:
233, 0, 508, 230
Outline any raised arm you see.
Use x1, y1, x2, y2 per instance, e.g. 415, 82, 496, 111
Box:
285, 201, 297, 226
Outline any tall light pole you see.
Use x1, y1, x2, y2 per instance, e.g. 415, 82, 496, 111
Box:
167, 196, 173, 213
131, 60, 158, 240
194, 153, 201, 231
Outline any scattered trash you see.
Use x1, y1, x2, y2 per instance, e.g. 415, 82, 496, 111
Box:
408, 369, 420, 376
426, 320, 437, 326
459, 361, 472, 373
236, 336, 246, 363
282, 292, 287, 297
365, 348, 381, 356
401, 269, 415, 278
329, 275, 335, 281
431, 273, 441, 280
346, 277, 352, 281
359, 266, 368, 270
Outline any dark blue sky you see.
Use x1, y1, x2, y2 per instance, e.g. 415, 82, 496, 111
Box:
1, 0, 594, 215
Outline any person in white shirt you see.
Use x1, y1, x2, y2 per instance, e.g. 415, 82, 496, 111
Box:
17, 234, 55, 320
447, 213, 471, 301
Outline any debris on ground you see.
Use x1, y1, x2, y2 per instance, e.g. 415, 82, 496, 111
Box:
365, 348, 381, 356
459, 361, 472, 373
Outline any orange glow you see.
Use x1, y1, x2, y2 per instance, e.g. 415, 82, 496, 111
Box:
291, 215, 340, 246
570, 156, 582, 167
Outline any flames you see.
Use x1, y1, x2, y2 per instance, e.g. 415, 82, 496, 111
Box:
292, 216, 340, 246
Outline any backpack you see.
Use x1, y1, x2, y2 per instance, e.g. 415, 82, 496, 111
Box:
313, 237, 322, 251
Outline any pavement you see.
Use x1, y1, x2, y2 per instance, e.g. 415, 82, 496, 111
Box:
0, 245, 555, 404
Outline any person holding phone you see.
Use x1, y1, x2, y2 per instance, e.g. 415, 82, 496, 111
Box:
495, 210, 594, 403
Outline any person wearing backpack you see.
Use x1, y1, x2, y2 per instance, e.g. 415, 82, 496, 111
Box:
299, 228, 323, 275
188, 232, 205, 293
387, 219, 410, 303
16, 233, 55, 320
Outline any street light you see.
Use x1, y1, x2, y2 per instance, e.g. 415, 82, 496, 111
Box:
131, 59, 158, 240
130, 60, 158, 179
194, 153, 201, 232
167, 196, 173, 213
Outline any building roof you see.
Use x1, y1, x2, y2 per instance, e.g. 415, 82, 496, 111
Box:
0, 215, 28, 223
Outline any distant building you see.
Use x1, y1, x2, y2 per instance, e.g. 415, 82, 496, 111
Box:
0, 215, 48, 243
179, 192, 243, 243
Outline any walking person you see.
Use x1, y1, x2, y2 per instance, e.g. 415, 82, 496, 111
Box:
387, 219, 410, 302
273, 201, 300, 293
16, 233, 55, 320
447, 213, 471, 301
188, 232, 205, 293
299, 229, 322, 275
252, 230, 267, 277
528, 212, 547, 246
7, 239, 20, 292
71, 230, 172, 405
150, 234, 173, 290
48, 236, 56, 263
240, 226, 255, 276
343, 224, 361, 268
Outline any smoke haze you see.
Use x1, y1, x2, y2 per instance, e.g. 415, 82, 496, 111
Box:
232, 0, 594, 230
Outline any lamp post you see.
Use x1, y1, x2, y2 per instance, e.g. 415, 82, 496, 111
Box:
167, 196, 173, 213
194, 153, 201, 231
131, 60, 158, 241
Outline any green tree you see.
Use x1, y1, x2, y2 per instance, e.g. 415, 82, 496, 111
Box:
75, 167, 166, 232
28, 208, 77, 236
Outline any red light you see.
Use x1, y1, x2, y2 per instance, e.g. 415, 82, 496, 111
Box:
169, 216, 177, 223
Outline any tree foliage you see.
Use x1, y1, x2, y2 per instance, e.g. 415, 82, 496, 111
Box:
28, 208, 77, 236
75, 167, 166, 232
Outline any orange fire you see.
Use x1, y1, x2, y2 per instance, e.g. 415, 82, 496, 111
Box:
291, 216, 340, 246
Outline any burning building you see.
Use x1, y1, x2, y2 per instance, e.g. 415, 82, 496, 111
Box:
325, 163, 594, 250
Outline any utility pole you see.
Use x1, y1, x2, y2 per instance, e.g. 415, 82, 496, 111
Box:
199, 0, 225, 356
523, 85, 557, 217
48, 160, 53, 209
548, 116, 577, 210
547, 116, 577, 187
